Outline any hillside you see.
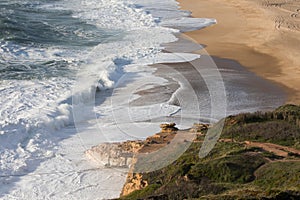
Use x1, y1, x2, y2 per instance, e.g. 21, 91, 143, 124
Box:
119, 104, 300, 200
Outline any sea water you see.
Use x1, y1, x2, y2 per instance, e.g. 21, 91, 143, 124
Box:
0, 0, 217, 199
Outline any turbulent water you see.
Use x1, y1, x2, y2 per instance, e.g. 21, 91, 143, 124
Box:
0, 0, 286, 199
0, 0, 218, 199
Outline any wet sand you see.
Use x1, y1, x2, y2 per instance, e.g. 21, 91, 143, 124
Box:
178, 0, 300, 103
130, 55, 285, 123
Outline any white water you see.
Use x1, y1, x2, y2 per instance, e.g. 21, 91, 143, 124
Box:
0, 0, 216, 199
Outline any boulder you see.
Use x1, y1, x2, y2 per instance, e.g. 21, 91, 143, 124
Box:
189, 123, 209, 133
160, 123, 178, 133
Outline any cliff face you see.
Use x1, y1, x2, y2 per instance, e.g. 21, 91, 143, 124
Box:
121, 173, 148, 196
120, 125, 180, 196
119, 123, 207, 198
85, 123, 183, 197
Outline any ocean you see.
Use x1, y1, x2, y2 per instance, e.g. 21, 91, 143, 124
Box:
0, 0, 285, 199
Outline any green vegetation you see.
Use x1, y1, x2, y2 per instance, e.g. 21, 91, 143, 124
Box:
119, 105, 300, 200
123, 184, 161, 199
222, 104, 300, 148
255, 161, 300, 191
188, 152, 266, 184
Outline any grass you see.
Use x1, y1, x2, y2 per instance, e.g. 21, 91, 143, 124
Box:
119, 105, 300, 199
254, 161, 300, 191
120, 184, 161, 200
222, 104, 300, 148
188, 153, 266, 184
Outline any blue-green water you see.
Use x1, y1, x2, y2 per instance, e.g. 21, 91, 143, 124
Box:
0, 0, 120, 80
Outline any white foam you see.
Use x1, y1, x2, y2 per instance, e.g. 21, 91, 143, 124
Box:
131, 0, 216, 32
161, 17, 217, 32
64, 0, 156, 30
0, 0, 217, 199
134, 52, 200, 64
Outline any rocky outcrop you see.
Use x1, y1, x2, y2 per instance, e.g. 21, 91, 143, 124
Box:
160, 123, 178, 133
85, 124, 179, 169
85, 141, 143, 168
86, 123, 201, 197
189, 123, 209, 133
119, 123, 211, 197
120, 125, 181, 197
121, 173, 148, 196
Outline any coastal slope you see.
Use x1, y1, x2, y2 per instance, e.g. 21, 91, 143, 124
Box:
118, 104, 300, 199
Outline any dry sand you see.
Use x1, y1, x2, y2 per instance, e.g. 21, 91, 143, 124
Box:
178, 0, 300, 103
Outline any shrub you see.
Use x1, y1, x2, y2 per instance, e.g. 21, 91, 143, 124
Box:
254, 162, 300, 191
188, 153, 266, 184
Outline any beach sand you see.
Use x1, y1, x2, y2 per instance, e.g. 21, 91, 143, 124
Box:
178, 0, 300, 103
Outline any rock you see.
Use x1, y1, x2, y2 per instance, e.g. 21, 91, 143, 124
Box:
120, 141, 144, 153
151, 134, 162, 139
121, 173, 148, 196
160, 123, 178, 133
189, 123, 209, 133
160, 122, 176, 129
85, 141, 143, 168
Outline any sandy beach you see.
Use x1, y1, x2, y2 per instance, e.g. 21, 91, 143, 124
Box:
178, 0, 300, 103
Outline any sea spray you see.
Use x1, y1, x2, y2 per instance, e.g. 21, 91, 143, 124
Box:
0, 0, 217, 199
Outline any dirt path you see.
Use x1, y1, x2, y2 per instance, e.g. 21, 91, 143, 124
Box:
219, 138, 300, 158
244, 141, 300, 157
220, 139, 300, 178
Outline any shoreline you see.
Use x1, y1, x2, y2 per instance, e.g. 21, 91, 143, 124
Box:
88, 1, 298, 198
178, 0, 300, 104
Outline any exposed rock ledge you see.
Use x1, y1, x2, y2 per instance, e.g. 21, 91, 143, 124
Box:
85, 123, 209, 197
85, 140, 144, 168
85, 123, 183, 168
